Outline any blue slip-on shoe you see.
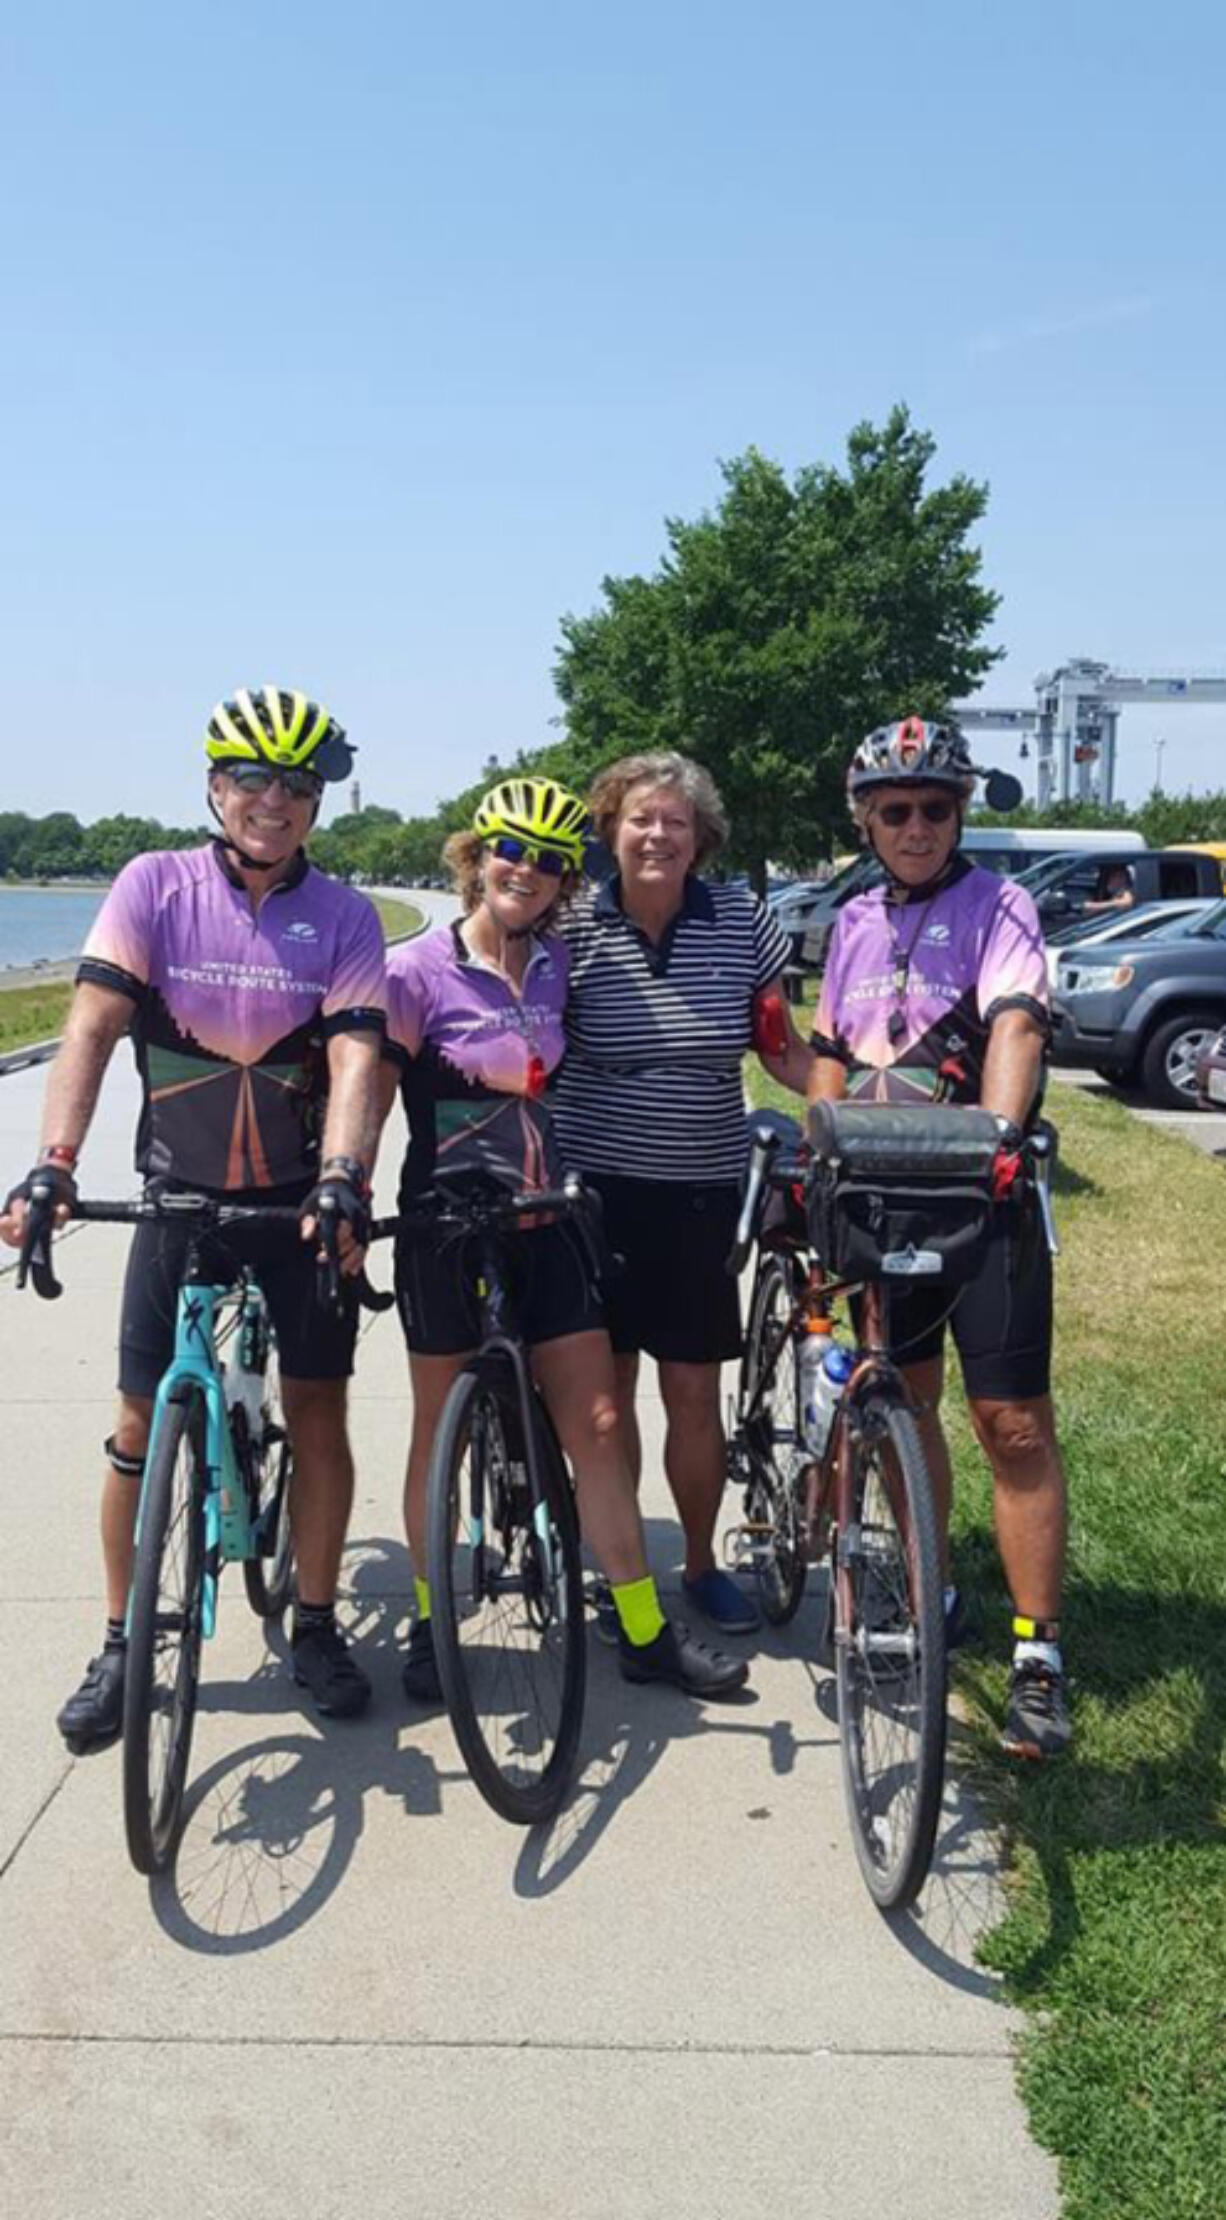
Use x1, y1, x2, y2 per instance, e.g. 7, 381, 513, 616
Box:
681, 1567, 760, 1635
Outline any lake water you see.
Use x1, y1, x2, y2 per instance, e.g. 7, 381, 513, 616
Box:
0, 888, 106, 971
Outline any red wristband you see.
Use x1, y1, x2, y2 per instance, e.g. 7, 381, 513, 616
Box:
39, 1144, 79, 1170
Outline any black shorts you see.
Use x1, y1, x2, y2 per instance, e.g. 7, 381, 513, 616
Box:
395, 1218, 604, 1357
869, 1197, 1053, 1401
118, 1196, 360, 1401
585, 1174, 743, 1366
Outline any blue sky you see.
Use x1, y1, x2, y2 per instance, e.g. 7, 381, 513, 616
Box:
2, 0, 1224, 825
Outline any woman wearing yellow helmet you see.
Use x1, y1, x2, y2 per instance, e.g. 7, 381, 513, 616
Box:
374, 776, 748, 1704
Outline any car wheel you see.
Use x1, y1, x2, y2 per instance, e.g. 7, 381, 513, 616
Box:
1139, 1011, 1224, 1110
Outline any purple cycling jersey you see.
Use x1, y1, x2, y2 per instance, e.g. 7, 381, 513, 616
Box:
384, 922, 569, 1200
813, 859, 1048, 1103
78, 844, 386, 1190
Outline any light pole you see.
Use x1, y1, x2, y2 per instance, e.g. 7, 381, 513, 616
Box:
1154, 737, 1166, 793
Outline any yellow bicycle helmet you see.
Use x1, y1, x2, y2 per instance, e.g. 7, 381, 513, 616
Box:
472, 776, 588, 868
205, 687, 354, 782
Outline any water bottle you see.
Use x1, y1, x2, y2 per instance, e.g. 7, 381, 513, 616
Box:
801, 1335, 854, 1457
223, 1296, 267, 1447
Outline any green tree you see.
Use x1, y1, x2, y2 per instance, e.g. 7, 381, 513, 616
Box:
554, 408, 1001, 888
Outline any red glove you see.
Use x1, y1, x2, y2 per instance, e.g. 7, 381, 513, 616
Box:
992, 1146, 1025, 1202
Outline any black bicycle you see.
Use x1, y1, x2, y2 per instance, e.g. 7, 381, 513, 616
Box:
379, 1175, 598, 1826
725, 1102, 1058, 1909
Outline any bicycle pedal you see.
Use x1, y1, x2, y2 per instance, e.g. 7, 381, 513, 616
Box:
723, 1523, 772, 1571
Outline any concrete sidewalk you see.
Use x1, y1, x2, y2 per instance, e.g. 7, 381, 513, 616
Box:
0, 1054, 1056, 2220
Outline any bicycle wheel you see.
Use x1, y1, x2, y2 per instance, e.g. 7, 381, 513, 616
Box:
427, 1364, 586, 1825
834, 1389, 946, 1910
242, 1335, 295, 1621
123, 1390, 207, 1875
739, 1255, 807, 1626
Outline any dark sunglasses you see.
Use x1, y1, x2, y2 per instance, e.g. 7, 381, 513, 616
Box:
876, 796, 958, 829
226, 764, 323, 801
488, 835, 571, 878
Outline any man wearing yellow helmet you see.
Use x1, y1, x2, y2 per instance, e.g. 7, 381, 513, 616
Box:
1, 688, 388, 1743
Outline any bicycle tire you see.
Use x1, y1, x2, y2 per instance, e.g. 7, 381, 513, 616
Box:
739, 1255, 807, 1626
122, 1390, 208, 1875
834, 1390, 946, 1910
242, 1335, 295, 1621
427, 1363, 586, 1825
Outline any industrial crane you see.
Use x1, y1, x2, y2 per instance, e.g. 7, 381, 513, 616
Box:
954, 659, 1226, 805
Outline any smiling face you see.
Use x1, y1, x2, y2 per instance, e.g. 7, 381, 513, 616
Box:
210, 767, 320, 868
866, 783, 961, 890
614, 780, 697, 902
480, 845, 567, 933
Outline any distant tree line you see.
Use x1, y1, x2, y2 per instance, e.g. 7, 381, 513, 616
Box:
0, 810, 206, 880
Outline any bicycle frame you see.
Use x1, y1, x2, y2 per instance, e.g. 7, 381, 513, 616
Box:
133, 1273, 258, 1643
459, 1229, 564, 1600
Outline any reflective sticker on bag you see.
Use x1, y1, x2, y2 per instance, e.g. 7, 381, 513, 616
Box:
880, 1244, 945, 1277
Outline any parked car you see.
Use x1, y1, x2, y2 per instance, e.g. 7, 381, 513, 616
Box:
1050, 899, 1226, 1108
1020, 848, 1222, 934
1195, 1023, 1226, 1111
1042, 899, 1216, 988
798, 829, 1147, 971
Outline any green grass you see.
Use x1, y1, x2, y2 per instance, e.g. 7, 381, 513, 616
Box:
370, 893, 424, 943
745, 1065, 1226, 2220
0, 981, 73, 1053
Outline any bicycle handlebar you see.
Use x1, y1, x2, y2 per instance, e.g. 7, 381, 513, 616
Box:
14, 1186, 394, 1309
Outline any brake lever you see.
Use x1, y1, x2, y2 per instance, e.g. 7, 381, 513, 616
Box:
16, 1180, 64, 1300
727, 1128, 778, 1276
314, 1192, 344, 1313
1027, 1130, 1061, 1258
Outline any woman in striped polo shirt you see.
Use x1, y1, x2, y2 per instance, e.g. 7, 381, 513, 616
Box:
552, 752, 813, 1634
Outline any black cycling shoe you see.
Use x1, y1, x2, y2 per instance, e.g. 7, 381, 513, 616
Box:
1002, 1657, 1072, 1760
57, 1649, 126, 1752
402, 1619, 443, 1704
292, 1620, 371, 1719
619, 1618, 749, 1699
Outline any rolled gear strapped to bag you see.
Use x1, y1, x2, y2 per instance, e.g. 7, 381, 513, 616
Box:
806, 1101, 1000, 1287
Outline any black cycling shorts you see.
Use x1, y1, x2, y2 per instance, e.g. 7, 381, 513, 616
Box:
117, 1193, 360, 1401
868, 1196, 1053, 1401
394, 1217, 604, 1358
584, 1174, 743, 1366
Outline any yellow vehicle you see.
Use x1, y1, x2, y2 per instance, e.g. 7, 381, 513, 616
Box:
1169, 843, 1226, 891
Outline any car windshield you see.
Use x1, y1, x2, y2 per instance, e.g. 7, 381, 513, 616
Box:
1013, 854, 1078, 892
1185, 898, 1226, 940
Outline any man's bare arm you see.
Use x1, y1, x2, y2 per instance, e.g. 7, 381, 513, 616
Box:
320, 1029, 384, 1173
38, 982, 133, 1155
980, 1007, 1046, 1129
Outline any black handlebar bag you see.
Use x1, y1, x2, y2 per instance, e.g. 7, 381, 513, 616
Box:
806, 1102, 1000, 1287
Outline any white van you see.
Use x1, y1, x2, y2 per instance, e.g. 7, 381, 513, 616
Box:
791, 827, 1147, 969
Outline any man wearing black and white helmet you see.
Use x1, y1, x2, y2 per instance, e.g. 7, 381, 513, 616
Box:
807, 715, 1072, 1760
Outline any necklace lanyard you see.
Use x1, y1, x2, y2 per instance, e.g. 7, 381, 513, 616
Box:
886, 892, 939, 1044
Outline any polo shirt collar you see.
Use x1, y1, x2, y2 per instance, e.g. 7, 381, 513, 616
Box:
594, 871, 716, 923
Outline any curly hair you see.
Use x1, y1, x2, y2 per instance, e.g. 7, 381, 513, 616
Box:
587, 750, 729, 869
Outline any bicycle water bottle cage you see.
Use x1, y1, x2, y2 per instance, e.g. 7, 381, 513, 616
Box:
806, 1102, 999, 1287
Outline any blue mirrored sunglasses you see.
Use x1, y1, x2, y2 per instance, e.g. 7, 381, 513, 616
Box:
225, 764, 324, 801
489, 834, 571, 878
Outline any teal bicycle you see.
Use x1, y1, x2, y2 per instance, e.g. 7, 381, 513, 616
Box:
19, 1186, 328, 1874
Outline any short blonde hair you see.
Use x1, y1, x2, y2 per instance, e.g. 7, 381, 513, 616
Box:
588, 750, 729, 870
442, 829, 578, 918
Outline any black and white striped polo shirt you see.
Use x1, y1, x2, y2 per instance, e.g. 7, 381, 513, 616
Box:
551, 874, 791, 1183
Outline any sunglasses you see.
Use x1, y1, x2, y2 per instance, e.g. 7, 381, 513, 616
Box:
876, 796, 958, 829
488, 835, 572, 878
225, 764, 323, 801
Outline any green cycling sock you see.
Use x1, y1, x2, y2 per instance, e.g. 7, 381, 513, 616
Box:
414, 1575, 431, 1623
612, 1574, 666, 1649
